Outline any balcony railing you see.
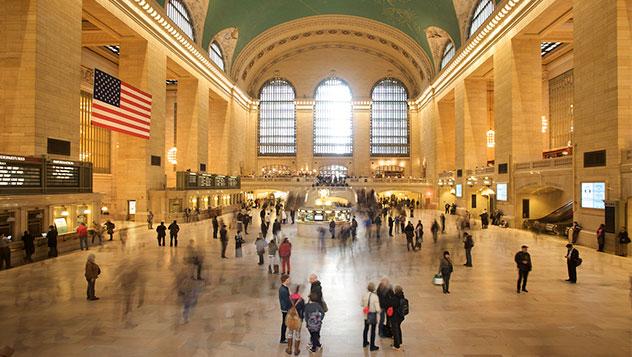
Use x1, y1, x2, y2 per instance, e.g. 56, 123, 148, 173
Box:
514, 156, 572, 173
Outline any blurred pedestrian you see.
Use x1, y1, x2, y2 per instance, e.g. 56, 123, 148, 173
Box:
168, 220, 180, 247
235, 230, 244, 258
105, 220, 115, 241
21, 230, 35, 263
361, 282, 381, 351
47, 225, 58, 257
255, 234, 266, 265
463, 233, 474, 267
0, 235, 11, 269
279, 237, 292, 274
220, 224, 228, 258
268, 237, 279, 274
76, 222, 89, 251
439, 251, 453, 294
156, 222, 166, 247
147, 211, 154, 229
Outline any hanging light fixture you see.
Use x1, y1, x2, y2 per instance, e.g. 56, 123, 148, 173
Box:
486, 129, 495, 148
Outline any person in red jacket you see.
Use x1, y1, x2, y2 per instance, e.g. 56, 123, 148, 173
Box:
278, 237, 292, 275
77, 222, 89, 251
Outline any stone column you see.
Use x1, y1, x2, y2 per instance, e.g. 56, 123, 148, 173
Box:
435, 97, 456, 173
176, 77, 208, 172
493, 38, 543, 166
114, 38, 166, 220
573, 0, 632, 239
0, 0, 82, 158
295, 103, 314, 173
353, 105, 371, 176
207, 92, 229, 174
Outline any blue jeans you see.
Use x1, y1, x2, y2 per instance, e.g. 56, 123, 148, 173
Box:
80, 237, 89, 250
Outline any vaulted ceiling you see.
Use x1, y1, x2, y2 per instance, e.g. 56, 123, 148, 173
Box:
156, 0, 463, 60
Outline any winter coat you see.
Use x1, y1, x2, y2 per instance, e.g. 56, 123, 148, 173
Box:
268, 240, 278, 256
439, 257, 454, 274
85, 261, 101, 280
361, 291, 381, 314
515, 251, 532, 271
47, 229, 58, 247
255, 238, 267, 254
156, 225, 167, 237
279, 284, 291, 312
278, 240, 292, 258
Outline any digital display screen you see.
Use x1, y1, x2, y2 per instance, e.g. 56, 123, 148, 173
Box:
581, 182, 605, 209
496, 183, 508, 201
314, 214, 324, 221
455, 184, 462, 198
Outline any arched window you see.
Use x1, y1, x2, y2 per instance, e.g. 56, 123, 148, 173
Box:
370, 78, 409, 156
209, 42, 225, 71
468, 0, 495, 38
167, 0, 195, 40
440, 41, 455, 69
258, 79, 296, 156
314, 77, 353, 156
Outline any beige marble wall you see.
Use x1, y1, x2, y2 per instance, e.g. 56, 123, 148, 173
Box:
176, 77, 209, 171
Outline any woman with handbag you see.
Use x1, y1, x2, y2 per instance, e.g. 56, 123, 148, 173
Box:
439, 251, 454, 294
361, 282, 381, 351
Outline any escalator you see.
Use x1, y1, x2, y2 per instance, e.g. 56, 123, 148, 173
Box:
523, 201, 573, 235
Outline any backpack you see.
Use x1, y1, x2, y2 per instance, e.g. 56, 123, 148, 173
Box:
398, 298, 409, 317
306, 310, 323, 332
285, 301, 302, 331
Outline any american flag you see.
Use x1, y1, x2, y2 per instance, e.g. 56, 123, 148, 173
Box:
92, 69, 152, 139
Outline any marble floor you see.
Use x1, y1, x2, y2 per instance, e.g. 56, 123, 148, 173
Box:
0, 210, 630, 357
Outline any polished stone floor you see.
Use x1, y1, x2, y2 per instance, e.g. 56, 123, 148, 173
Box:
0, 209, 630, 357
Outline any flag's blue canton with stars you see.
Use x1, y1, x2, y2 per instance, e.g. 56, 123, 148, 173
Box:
94, 69, 121, 107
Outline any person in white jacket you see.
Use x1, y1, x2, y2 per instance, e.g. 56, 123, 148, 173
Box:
361, 282, 382, 351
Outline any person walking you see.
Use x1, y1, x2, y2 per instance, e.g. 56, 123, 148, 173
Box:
565, 243, 581, 283
439, 251, 454, 294
85, 254, 101, 300
388, 216, 394, 237
387, 285, 408, 350
617, 227, 630, 256
394, 216, 400, 235
279, 237, 292, 275
596, 224, 606, 252
404, 221, 415, 251
156, 222, 166, 246
377, 278, 393, 338
47, 225, 58, 257
220, 224, 228, 259
329, 220, 336, 239
92, 221, 103, 245
351, 216, 358, 240
147, 211, 154, 230
21, 230, 35, 263
255, 234, 266, 265
104, 220, 115, 241
285, 285, 305, 355
463, 232, 474, 267
268, 238, 279, 274
431, 220, 439, 243
440, 213, 446, 233
278, 274, 291, 344
273, 218, 282, 241
515, 245, 532, 293
234, 230, 244, 258
374, 215, 382, 239
212, 215, 219, 239
168, 220, 180, 247
77, 222, 89, 251
361, 282, 381, 351
480, 209, 490, 229
414, 220, 423, 249
305, 292, 325, 352
0, 235, 11, 270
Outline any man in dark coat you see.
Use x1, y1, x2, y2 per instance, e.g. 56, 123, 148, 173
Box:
212, 215, 219, 239
463, 233, 474, 267
21, 230, 35, 263
404, 222, 415, 251
309, 273, 324, 303
565, 243, 580, 283
514, 245, 532, 293
440, 213, 446, 233
388, 216, 394, 237
168, 220, 180, 247
156, 222, 167, 246
220, 224, 228, 258
278, 274, 291, 344
47, 225, 58, 257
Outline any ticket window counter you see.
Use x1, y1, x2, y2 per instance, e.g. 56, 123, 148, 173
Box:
76, 205, 93, 226
52, 206, 71, 235
27, 210, 44, 236
0, 212, 16, 240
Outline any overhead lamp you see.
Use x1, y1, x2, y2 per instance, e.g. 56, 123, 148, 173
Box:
60, 208, 69, 217
83, 209, 91, 214
486, 129, 495, 148
437, 179, 445, 187
101, 206, 109, 212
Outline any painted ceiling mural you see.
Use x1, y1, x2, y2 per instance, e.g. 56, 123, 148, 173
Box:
156, 0, 461, 60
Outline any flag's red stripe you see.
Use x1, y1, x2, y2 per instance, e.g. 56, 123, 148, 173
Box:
121, 82, 152, 100
92, 121, 149, 139
119, 100, 151, 119
93, 102, 150, 125
120, 96, 151, 113
92, 112, 150, 133
121, 88, 152, 106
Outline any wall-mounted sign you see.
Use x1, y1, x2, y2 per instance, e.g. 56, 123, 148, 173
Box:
128, 200, 137, 215
496, 183, 508, 201
581, 182, 605, 209
455, 184, 463, 198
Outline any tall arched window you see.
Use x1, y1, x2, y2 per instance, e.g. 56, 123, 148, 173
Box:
167, 0, 195, 40
440, 41, 455, 69
468, 0, 495, 38
370, 79, 409, 156
209, 42, 225, 71
313, 77, 353, 156
258, 79, 296, 156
